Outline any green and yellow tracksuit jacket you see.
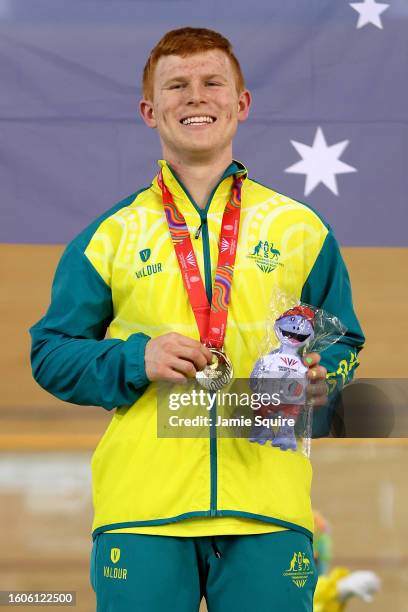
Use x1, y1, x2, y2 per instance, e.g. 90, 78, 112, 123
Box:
30, 160, 364, 540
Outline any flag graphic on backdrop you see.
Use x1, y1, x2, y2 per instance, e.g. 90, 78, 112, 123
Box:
0, 0, 406, 246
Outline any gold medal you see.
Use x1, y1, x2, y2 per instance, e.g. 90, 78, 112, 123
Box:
196, 348, 233, 391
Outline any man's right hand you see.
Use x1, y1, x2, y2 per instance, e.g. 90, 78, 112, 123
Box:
144, 333, 213, 383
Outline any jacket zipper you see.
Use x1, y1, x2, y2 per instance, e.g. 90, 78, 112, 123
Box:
166, 163, 244, 518
199, 215, 218, 517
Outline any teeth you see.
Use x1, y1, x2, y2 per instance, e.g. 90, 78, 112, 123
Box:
181, 116, 214, 125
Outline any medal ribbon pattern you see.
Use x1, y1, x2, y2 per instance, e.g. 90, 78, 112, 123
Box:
158, 169, 244, 349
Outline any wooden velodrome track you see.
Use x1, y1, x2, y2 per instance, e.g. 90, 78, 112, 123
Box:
0, 245, 407, 611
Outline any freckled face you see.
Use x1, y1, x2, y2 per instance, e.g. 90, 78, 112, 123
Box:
140, 50, 251, 162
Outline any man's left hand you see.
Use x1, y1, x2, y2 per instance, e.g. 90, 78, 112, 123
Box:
303, 352, 328, 407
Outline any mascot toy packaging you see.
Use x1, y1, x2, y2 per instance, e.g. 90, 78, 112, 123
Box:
249, 296, 346, 457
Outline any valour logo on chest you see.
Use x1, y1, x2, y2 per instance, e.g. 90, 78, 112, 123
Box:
134, 246, 163, 279
139, 248, 151, 262
135, 262, 163, 279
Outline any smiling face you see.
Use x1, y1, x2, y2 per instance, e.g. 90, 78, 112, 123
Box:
139, 50, 251, 165
274, 315, 315, 350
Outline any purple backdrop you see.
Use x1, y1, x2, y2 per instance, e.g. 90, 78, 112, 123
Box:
1, 1, 407, 246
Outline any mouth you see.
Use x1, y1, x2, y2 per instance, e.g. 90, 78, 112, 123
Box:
179, 115, 217, 126
281, 330, 310, 343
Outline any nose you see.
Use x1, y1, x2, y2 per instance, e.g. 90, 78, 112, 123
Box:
186, 81, 207, 106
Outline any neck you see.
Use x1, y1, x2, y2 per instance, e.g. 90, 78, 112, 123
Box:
165, 152, 234, 209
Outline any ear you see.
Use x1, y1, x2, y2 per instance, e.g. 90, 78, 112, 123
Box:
139, 99, 157, 128
237, 89, 252, 123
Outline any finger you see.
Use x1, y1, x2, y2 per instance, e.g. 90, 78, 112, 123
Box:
303, 352, 321, 368
146, 361, 188, 383
306, 381, 328, 399
307, 365, 327, 382
308, 394, 328, 408
203, 346, 214, 364
161, 368, 188, 384
174, 346, 209, 371
307, 392, 328, 407
174, 336, 213, 364
164, 333, 202, 350
170, 358, 198, 378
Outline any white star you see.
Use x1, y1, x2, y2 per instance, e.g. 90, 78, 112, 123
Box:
349, 0, 390, 30
285, 127, 357, 197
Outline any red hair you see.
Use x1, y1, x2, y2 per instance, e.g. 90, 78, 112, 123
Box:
142, 27, 245, 100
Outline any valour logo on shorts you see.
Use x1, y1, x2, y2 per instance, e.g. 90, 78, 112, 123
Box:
283, 551, 314, 588
103, 548, 128, 581
103, 565, 128, 580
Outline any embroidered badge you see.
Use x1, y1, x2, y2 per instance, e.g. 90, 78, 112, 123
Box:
139, 248, 151, 263
110, 548, 120, 564
247, 240, 281, 273
283, 552, 314, 588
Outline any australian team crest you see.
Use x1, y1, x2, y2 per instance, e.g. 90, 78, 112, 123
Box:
283, 552, 314, 588
247, 240, 281, 273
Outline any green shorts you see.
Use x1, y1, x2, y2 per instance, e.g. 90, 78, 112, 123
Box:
90, 530, 318, 611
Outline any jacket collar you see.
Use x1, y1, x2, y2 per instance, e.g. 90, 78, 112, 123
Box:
151, 159, 248, 215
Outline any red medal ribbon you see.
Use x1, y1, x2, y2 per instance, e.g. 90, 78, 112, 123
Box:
158, 169, 244, 349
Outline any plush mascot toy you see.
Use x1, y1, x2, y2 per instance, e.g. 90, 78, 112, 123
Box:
249, 305, 316, 450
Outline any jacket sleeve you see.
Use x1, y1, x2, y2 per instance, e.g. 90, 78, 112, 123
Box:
30, 242, 150, 410
300, 228, 365, 436
301, 228, 365, 385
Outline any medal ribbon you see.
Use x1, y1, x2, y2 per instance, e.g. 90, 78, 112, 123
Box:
158, 169, 244, 349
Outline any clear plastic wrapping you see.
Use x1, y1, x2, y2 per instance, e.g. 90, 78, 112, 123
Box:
248, 291, 346, 457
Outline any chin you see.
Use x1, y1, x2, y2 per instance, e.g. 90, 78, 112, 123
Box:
184, 143, 219, 156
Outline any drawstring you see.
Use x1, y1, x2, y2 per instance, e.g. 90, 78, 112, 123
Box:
194, 218, 207, 239
211, 536, 222, 559
194, 222, 203, 239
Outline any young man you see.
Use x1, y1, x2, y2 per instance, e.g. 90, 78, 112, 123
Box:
30, 28, 364, 611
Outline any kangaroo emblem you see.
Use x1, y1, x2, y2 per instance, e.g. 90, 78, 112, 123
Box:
248, 239, 282, 273
288, 553, 297, 572
252, 240, 263, 256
